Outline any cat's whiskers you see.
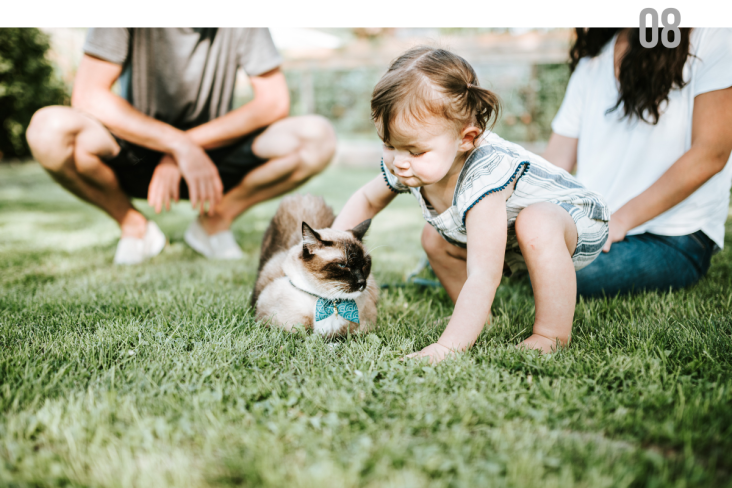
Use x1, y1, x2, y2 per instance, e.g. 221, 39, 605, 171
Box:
328, 284, 350, 300
315, 281, 343, 299
318, 280, 361, 301
364, 245, 386, 258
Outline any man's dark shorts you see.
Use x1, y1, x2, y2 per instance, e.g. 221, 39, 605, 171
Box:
102, 128, 268, 200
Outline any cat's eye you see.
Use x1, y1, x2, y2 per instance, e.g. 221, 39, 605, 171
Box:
337, 263, 348, 269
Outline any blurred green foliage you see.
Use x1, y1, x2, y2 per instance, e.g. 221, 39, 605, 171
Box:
498, 63, 571, 142
0, 28, 68, 161
534, 63, 572, 140
286, 68, 383, 139
285, 63, 570, 143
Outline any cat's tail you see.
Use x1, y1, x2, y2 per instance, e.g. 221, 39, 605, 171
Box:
252, 194, 335, 305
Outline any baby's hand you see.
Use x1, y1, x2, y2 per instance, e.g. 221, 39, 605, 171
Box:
404, 342, 454, 364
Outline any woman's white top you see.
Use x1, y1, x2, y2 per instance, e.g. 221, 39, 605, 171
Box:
551, 28, 732, 248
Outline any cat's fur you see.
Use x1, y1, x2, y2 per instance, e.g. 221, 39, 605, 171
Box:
252, 194, 378, 336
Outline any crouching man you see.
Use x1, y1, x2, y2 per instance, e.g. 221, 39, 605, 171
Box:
26, 28, 335, 264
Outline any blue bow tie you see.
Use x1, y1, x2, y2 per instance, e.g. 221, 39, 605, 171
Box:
289, 280, 360, 325
315, 297, 360, 324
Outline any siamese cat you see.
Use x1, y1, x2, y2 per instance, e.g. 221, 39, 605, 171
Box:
252, 194, 378, 336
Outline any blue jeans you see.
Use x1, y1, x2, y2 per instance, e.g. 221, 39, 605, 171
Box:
576, 231, 716, 298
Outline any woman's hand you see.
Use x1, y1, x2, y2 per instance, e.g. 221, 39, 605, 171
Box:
404, 342, 454, 364
148, 155, 181, 213
602, 213, 631, 252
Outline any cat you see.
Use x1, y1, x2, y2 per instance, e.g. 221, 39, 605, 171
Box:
252, 194, 379, 336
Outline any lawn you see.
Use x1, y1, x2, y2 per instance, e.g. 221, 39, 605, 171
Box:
1, 162, 731, 488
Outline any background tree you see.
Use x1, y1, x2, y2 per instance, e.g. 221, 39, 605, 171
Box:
0, 28, 68, 161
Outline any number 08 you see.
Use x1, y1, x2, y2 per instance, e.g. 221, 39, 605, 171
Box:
639, 8, 681, 48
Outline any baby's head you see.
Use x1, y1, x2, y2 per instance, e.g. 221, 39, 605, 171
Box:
371, 47, 501, 186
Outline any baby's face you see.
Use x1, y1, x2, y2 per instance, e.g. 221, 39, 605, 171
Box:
379, 115, 463, 188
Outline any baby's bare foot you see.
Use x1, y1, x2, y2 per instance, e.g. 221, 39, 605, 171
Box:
517, 333, 563, 354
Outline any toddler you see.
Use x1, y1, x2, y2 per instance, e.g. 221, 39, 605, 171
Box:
332, 47, 610, 361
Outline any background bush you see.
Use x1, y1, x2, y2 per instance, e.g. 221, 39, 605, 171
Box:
0, 28, 68, 162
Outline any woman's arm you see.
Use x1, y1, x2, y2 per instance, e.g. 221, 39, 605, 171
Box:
413, 190, 508, 363
541, 133, 578, 173
605, 86, 732, 251
331, 175, 398, 230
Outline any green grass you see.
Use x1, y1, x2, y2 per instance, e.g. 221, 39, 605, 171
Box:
1, 162, 731, 488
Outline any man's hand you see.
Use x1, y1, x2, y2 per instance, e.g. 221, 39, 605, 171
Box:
171, 139, 223, 215
404, 342, 454, 364
147, 155, 181, 213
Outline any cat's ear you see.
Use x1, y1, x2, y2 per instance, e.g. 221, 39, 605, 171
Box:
350, 219, 372, 242
302, 222, 323, 255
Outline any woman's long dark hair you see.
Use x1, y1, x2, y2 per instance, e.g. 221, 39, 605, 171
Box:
569, 28, 693, 124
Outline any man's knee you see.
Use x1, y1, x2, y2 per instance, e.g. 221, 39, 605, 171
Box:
27, 106, 118, 178
296, 114, 336, 173
298, 114, 336, 147
26, 106, 78, 172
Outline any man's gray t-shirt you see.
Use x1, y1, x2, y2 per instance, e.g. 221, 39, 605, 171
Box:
83, 28, 283, 130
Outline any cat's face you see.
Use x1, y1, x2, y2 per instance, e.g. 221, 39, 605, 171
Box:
300, 220, 372, 297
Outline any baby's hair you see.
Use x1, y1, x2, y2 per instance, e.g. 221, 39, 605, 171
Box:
371, 46, 501, 144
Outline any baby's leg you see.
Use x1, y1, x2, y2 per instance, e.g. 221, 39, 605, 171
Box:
514, 203, 578, 353
421, 224, 467, 304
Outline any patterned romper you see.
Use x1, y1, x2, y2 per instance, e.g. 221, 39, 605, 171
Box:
381, 132, 611, 274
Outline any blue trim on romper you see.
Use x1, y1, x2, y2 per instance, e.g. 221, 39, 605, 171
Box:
380, 159, 410, 194
461, 161, 531, 226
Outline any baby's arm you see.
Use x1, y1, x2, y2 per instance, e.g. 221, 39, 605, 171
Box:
332, 175, 398, 230
415, 191, 508, 363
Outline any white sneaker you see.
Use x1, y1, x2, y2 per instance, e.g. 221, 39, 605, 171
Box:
184, 219, 244, 260
113, 221, 166, 265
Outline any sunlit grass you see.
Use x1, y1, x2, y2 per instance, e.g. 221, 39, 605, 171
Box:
1, 162, 731, 487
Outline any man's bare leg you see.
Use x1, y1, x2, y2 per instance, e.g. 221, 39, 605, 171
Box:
26, 106, 147, 238
198, 115, 336, 234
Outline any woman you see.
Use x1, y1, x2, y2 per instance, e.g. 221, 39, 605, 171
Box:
543, 28, 732, 297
